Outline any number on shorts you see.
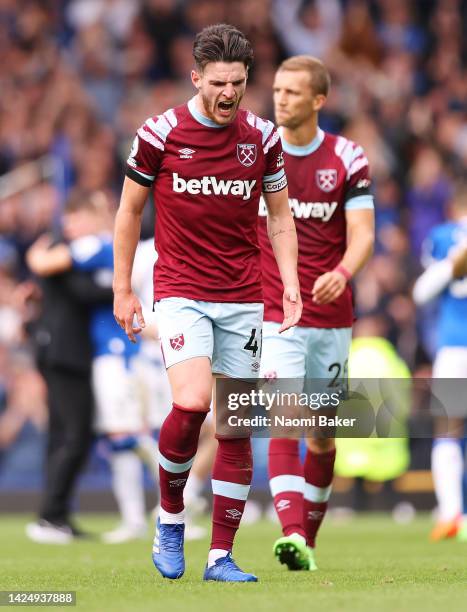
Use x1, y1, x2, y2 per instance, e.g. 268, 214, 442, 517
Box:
328, 362, 341, 387
244, 328, 259, 357
328, 360, 349, 393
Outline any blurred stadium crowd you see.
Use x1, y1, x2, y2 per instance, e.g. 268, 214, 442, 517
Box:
0, 0, 466, 491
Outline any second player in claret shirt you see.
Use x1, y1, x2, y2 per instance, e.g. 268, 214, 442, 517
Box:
258, 56, 375, 572
113, 24, 301, 583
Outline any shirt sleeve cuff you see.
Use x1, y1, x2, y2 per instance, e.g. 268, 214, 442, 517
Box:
125, 166, 154, 187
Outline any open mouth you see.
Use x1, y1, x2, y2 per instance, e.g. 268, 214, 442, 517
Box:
218, 100, 235, 113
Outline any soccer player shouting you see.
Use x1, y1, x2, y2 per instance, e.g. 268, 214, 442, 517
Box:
113, 24, 301, 582
258, 56, 374, 571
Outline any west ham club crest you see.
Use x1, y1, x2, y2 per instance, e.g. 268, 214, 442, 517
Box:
169, 334, 184, 351
316, 169, 338, 192
237, 144, 257, 167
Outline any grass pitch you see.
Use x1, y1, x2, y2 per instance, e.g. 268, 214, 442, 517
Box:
0, 514, 466, 612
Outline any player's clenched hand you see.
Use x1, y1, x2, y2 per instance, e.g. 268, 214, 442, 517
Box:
113, 289, 145, 343
312, 270, 347, 305
279, 286, 302, 333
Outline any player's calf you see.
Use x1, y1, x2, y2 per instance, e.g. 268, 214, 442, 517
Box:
268, 438, 306, 539
206, 437, 257, 581
303, 440, 335, 549
154, 403, 208, 579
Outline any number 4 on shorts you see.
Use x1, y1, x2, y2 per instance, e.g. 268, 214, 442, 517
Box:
244, 328, 260, 358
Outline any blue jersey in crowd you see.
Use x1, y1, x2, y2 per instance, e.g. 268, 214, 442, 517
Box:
422, 220, 467, 349
70, 234, 138, 360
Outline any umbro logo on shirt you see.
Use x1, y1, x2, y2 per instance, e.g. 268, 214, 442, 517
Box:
179, 148, 195, 159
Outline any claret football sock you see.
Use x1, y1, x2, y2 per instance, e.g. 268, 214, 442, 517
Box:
268, 438, 306, 538
158, 403, 208, 515
303, 448, 335, 548
210, 437, 252, 551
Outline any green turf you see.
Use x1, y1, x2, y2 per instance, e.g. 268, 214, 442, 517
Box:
0, 514, 466, 612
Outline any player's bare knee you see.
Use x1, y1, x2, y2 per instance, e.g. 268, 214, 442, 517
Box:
173, 390, 212, 412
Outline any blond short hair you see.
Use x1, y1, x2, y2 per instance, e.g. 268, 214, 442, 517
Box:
277, 55, 331, 96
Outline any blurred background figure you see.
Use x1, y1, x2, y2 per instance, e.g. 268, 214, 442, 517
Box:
24, 196, 113, 543
413, 181, 467, 542
25, 191, 164, 543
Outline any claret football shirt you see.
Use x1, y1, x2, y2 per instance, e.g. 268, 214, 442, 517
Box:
126, 97, 286, 303
258, 128, 374, 328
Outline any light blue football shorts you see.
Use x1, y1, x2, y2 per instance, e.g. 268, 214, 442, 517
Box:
260, 321, 352, 392
155, 297, 264, 379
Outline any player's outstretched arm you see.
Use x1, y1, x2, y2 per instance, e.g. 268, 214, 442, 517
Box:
264, 188, 302, 332
113, 176, 149, 343
413, 245, 467, 306
26, 234, 72, 277
413, 259, 453, 306
312, 208, 374, 305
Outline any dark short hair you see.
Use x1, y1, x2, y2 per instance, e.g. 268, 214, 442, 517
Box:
193, 23, 253, 72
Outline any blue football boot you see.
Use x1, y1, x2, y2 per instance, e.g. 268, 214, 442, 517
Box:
203, 552, 258, 582
152, 518, 185, 579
